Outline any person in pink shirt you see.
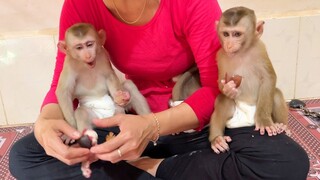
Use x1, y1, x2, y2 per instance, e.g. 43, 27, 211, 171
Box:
10, 0, 308, 179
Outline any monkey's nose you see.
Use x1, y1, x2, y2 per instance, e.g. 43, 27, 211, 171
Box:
226, 44, 233, 50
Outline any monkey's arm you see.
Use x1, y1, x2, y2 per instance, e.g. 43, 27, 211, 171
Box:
101, 57, 126, 105
209, 94, 235, 141
56, 67, 77, 128
105, 70, 128, 105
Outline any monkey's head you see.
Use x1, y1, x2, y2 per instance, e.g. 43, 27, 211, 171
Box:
58, 23, 106, 69
216, 6, 264, 57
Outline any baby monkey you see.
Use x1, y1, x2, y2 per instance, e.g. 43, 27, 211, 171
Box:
170, 65, 200, 107
56, 23, 150, 177
209, 7, 288, 154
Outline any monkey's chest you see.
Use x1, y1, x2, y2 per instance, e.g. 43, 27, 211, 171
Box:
74, 75, 108, 98
222, 62, 261, 102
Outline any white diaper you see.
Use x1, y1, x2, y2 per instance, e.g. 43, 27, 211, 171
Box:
79, 95, 116, 119
226, 101, 256, 128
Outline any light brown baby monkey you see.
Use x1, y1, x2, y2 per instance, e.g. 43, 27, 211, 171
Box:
209, 7, 288, 154
56, 23, 150, 177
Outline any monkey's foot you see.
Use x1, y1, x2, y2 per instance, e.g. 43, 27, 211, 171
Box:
81, 161, 92, 178
275, 123, 287, 133
255, 123, 286, 136
114, 90, 130, 106
78, 129, 98, 148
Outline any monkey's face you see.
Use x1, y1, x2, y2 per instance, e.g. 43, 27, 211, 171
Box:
68, 34, 99, 69
218, 26, 246, 57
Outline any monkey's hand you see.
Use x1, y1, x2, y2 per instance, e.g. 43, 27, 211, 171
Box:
220, 79, 239, 99
255, 120, 285, 136
114, 90, 130, 106
211, 135, 232, 154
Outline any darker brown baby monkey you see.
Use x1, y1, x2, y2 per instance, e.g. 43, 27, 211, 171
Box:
209, 7, 288, 154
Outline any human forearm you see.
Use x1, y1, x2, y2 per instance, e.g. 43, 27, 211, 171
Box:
149, 103, 199, 137
39, 103, 64, 120
184, 87, 218, 130
35, 103, 65, 145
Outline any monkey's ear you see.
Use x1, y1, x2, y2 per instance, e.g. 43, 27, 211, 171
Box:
98, 29, 106, 45
57, 41, 67, 54
256, 21, 265, 38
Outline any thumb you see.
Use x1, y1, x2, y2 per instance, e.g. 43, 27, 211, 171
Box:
58, 120, 81, 139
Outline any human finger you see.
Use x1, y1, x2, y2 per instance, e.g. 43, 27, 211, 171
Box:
56, 120, 82, 140
90, 133, 124, 155
110, 138, 149, 163
92, 114, 123, 128
40, 120, 90, 164
44, 133, 91, 165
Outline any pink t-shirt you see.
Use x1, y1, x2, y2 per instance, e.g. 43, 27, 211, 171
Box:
43, 0, 222, 130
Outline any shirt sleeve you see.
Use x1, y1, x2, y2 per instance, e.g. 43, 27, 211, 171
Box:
182, 0, 222, 130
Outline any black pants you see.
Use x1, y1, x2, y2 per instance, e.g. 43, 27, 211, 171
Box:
157, 127, 310, 180
9, 126, 309, 180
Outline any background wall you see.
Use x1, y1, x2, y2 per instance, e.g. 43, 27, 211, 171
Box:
0, 0, 319, 125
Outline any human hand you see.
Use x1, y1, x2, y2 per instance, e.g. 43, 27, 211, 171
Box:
34, 113, 92, 165
90, 114, 155, 163
211, 135, 232, 154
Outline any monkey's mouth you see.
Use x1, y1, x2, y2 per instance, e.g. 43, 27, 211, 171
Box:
86, 60, 96, 69
226, 51, 238, 57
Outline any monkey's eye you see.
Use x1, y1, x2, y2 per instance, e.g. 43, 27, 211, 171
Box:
75, 46, 83, 50
233, 32, 242, 37
223, 32, 229, 37
86, 41, 95, 48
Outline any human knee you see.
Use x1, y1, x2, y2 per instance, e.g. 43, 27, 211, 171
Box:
9, 133, 42, 178
9, 138, 26, 177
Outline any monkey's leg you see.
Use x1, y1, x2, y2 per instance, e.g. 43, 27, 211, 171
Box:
123, 80, 151, 115
254, 86, 277, 136
74, 107, 99, 146
74, 107, 95, 132
209, 94, 235, 142
74, 107, 98, 178
272, 88, 288, 133
272, 88, 288, 124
